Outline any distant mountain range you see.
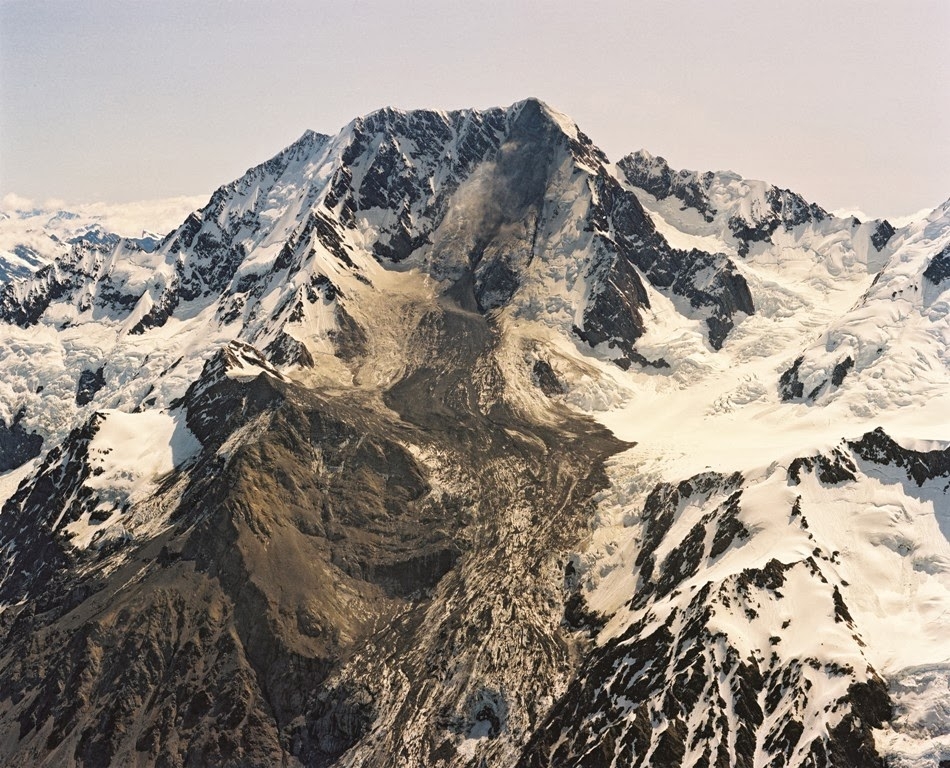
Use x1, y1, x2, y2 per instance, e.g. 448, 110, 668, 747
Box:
0, 195, 207, 281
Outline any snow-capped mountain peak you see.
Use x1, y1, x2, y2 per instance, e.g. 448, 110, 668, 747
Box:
0, 101, 947, 768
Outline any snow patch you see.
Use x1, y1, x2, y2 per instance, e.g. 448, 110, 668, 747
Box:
63, 409, 199, 550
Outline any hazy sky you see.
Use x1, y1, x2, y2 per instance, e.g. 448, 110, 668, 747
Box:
1, 0, 947, 218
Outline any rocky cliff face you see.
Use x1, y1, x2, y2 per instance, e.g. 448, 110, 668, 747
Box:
0, 100, 947, 767
618, 150, 832, 256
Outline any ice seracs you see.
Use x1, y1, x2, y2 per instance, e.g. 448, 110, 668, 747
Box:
779, 199, 950, 416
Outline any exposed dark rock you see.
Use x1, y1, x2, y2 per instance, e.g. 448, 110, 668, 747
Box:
75, 366, 106, 406
831, 356, 854, 387
327, 304, 367, 362
575, 252, 650, 353
0, 280, 627, 767
729, 215, 781, 256
66, 226, 121, 250
788, 449, 857, 486
816, 450, 858, 484
308, 274, 340, 302
635, 483, 679, 573
372, 226, 430, 264
300, 212, 356, 269
0, 363, 454, 765
655, 521, 707, 598
617, 151, 717, 221
329, 104, 759, 359
619, 152, 827, 258
0, 235, 156, 330
579, 165, 754, 355
871, 219, 896, 252
331, 105, 508, 258
265, 332, 315, 368
779, 356, 806, 401
514, 456, 891, 768
0, 103, 915, 768
631, 473, 742, 608
97, 275, 141, 312
741, 559, 790, 593
288, 683, 376, 766
561, 589, 605, 635
710, 491, 749, 559
0, 263, 77, 327
727, 186, 828, 256
463, 99, 562, 311
177, 235, 247, 303
175, 344, 286, 448
167, 211, 203, 255
821, 678, 891, 768
832, 585, 854, 624
0, 414, 103, 605
129, 288, 180, 335
924, 243, 950, 285
767, 185, 828, 229
849, 426, 950, 486
532, 359, 564, 396
0, 407, 44, 472
620, 239, 755, 350
2, 244, 46, 281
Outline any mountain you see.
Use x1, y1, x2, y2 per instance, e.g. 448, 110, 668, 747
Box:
0, 99, 947, 768
778, 201, 950, 410
0, 197, 206, 284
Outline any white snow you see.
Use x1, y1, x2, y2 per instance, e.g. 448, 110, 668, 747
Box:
62, 409, 200, 550
0, 460, 37, 510
0, 195, 208, 280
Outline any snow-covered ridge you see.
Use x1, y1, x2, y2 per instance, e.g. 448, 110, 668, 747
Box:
64, 408, 200, 551
0, 98, 758, 454
541, 428, 950, 768
617, 148, 897, 260
0, 195, 208, 283
779, 199, 950, 413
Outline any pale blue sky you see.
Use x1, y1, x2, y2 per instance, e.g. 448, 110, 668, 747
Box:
1, 0, 947, 218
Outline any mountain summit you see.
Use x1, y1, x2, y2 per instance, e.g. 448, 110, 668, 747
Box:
0, 100, 947, 768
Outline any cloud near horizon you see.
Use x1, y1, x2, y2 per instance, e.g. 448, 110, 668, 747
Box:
0, 194, 210, 237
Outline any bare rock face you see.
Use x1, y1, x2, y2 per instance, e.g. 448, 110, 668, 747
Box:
75, 367, 106, 406
924, 243, 950, 285
0, 295, 626, 767
618, 150, 829, 256
0, 407, 43, 472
